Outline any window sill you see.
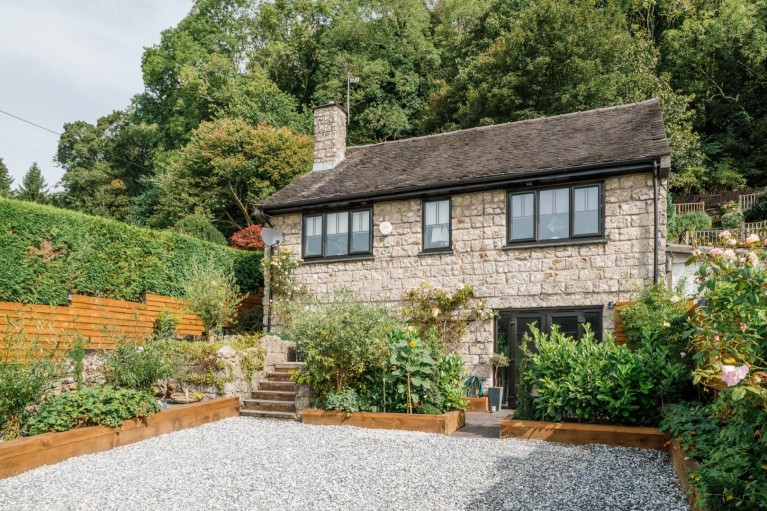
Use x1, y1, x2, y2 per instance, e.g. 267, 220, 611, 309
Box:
299, 255, 374, 265
418, 249, 454, 257
502, 238, 607, 250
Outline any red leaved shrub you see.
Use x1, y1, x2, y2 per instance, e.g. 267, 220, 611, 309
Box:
231, 225, 265, 250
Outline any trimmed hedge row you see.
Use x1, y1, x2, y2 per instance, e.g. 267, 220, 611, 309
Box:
0, 199, 262, 305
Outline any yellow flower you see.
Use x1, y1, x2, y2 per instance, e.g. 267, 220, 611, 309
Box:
409, 341, 416, 348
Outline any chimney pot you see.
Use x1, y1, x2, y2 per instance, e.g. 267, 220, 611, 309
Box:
313, 103, 347, 171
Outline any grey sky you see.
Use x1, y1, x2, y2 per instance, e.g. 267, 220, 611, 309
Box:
0, 0, 193, 189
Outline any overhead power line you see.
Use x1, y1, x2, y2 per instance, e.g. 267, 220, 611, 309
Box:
0, 108, 62, 135
0, 107, 155, 175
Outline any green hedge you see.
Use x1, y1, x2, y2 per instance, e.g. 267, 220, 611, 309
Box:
0, 199, 262, 305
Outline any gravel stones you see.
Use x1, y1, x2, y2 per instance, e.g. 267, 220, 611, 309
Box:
0, 418, 688, 511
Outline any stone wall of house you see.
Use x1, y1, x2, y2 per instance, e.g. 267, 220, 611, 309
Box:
270, 173, 667, 382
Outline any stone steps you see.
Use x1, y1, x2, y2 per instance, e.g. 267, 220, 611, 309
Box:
242, 399, 296, 413
239, 362, 303, 420
251, 390, 296, 402
240, 409, 296, 420
259, 380, 296, 391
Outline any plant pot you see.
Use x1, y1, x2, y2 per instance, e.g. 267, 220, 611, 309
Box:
487, 386, 504, 412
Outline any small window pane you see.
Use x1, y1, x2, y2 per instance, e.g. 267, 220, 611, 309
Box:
511, 193, 535, 240
539, 188, 569, 240
574, 186, 599, 236
326, 212, 349, 256
424, 200, 450, 250
351, 210, 370, 253
304, 216, 322, 256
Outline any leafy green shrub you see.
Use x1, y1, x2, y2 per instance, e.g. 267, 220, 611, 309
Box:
0, 335, 59, 439
619, 284, 690, 352
661, 400, 767, 511
720, 211, 744, 229
182, 258, 242, 341
668, 210, 712, 242
281, 293, 398, 397
518, 326, 687, 426
323, 389, 362, 415
105, 339, 179, 390
25, 386, 160, 435
416, 403, 443, 415
437, 353, 468, 412
0, 198, 262, 305
744, 191, 767, 222
153, 309, 180, 338
173, 213, 227, 245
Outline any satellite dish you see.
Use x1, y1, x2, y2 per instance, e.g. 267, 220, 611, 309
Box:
260, 228, 284, 247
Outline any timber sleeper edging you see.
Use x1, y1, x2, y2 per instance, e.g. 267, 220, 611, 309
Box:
0, 397, 240, 480
301, 409, 465, 435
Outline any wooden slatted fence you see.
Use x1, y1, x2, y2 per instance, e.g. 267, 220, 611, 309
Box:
0, 290, 263, 354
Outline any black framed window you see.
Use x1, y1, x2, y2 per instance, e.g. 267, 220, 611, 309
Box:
302, 208, 372, 259
508, 183, 603, 244
423, 198, 451, 251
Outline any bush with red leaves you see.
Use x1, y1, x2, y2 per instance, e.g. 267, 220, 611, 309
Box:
231, 225, 265, 250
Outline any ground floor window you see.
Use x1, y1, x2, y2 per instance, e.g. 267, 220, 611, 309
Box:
495, 307, 603, 408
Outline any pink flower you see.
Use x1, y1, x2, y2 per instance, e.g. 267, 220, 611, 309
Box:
747, 251, 760, 265
741, 323, 747, 332
710, 247, 723, 257
721, 364, 750, 387
670, 295, 681, 303
726, 237, 738, 246
714, 335, 720, 342
722, 249, 737, 261
746, 233, 759, 244
719, 230, 732, 239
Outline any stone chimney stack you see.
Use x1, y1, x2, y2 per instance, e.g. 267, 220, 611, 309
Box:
313, 103, 347, 171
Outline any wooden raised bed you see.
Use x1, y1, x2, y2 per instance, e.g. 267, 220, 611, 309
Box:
668, 443, 705, 511
463, 397, 489, 412
0, 397, 239, 479
302, 409, 465, 435
499, 418, 666, 450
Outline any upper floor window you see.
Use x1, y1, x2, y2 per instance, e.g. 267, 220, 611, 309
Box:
302, 208, 372, 259
423, 198, 451, 251
508, 183, 603, 244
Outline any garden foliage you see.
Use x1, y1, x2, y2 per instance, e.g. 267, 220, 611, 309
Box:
515, 326, 687, 426
105, 339, 179, 391
0, 334, 60, 440
282, 293, 468, 415
25, 386, 160, 435
668, 210, 712, 243
172, 212, 227, 245
182, 258, 242, 341
0, 198, 262, 305
658, 230, 767, 510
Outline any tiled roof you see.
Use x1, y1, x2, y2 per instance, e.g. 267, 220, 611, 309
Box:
259, 99, 670, 211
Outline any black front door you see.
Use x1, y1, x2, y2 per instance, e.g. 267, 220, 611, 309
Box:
495, 308, 603, 408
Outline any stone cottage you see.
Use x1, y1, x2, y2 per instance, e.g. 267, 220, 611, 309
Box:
257, 100, 671, 406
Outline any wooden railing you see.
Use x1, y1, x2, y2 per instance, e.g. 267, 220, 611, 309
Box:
739, 192, 759, 212
675, 202, 705, 215
684, 221, 767, 246
0, 291, 263, 355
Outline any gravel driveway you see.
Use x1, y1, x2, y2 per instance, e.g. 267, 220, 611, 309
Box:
0, 417, 688, 511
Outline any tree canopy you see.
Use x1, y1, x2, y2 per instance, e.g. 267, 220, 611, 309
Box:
16, 163, 49, 204
0, 158, 13, 198
51, 0, 767, 229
